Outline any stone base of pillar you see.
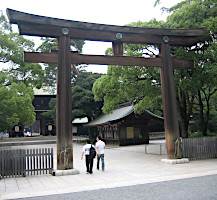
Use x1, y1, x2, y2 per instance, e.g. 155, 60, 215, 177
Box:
52, 169, 80, 176
161, 158, 189, 164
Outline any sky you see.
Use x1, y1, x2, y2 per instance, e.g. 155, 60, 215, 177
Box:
1, 0, 182, 73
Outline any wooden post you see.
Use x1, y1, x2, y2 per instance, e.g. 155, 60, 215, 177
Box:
112, 42, 123, 56
56, 35, 73, 170
160, 42, 180, 159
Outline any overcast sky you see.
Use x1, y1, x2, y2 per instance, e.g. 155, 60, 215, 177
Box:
1, 0, 182, 73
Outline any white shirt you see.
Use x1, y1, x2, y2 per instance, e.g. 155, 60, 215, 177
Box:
82, 144, 92, 155
96, 140, 105, 154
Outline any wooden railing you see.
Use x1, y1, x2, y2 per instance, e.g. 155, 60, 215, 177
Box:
182, 137, 217, 160
0, 149, 26, 178
145, 137, 217, 160
0, 148, 53, 179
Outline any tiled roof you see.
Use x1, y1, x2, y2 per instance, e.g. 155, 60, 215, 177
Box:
86, 105, 134, 126
86, 105, 163, 126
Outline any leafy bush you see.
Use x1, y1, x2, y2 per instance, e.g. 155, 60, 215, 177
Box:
189, 131, 217, 138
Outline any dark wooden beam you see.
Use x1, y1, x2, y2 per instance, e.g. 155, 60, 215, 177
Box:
7, 8, 204, 37
24, 52, 194, 68
24, 52, 58, 63
18, 23, 201, 46
72, 54, 162, 67
7, 9, 204, 46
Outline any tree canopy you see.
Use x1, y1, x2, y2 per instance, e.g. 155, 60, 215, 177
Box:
0, 12, 40, 131
0, 72, 35, 131
0, 12, 44, 89
166, 0, 217, 137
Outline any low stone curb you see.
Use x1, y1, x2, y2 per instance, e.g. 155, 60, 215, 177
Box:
161, 158, 190, 164
52, 169, 80, 176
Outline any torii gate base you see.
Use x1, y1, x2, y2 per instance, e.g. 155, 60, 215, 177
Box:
52, 169, 79, 176
161, 158, 189, 165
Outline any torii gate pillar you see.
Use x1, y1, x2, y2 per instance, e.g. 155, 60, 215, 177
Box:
56, 36, 73, 170
160, 43, 180, 159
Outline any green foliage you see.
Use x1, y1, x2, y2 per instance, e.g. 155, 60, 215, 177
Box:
207, 114, 217, 133
71, 71, 103, 120
0, 73, 36, 131
0, 31, 34, 64
0, 11, 44, 89
166, 0, 217, 136
189, 131, 217, 138
93, 65, 162, 115
0, 12, 42, 131
188, 131, 204, 138
126, 19, 167, 29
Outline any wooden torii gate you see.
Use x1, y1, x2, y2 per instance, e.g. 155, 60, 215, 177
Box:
7, 9, 203, 170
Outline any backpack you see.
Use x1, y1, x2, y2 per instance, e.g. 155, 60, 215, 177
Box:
89, 145, 96, 159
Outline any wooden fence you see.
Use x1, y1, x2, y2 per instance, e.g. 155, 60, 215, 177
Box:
0, 148, 53, 179
145, 137, 217, 160
182, 137, 217, 160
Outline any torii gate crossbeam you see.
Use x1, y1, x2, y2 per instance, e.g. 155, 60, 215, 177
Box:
6, 9, 204, 169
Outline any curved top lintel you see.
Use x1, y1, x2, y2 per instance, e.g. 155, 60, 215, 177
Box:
6, 8, 204, 37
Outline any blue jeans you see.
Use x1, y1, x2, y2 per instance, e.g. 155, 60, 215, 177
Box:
97, 154, 104, 170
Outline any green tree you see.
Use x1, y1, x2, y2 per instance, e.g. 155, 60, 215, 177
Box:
0, 12, 42, 132
72, 71, 103, 120
0, 11, 44, 89
165, 0, 217, 136
0, 72, 35, 132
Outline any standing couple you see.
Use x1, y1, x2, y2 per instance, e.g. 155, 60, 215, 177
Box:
81, 136, 105, 174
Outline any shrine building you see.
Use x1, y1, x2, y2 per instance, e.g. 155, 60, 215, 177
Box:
85, 104, 164, 146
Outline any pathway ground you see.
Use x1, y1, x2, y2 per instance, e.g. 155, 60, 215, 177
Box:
0, 138, 216, 199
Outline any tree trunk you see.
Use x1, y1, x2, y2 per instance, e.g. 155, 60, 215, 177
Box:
179, 116, 189, 138
197, 91, 208, 136
176, 89, 194, 138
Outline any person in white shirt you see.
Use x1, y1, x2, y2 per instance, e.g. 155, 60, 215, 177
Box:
95, 135, 105, 171
81, 139, 94, 174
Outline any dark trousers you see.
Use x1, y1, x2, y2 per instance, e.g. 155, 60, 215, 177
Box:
85, 155, 93, 173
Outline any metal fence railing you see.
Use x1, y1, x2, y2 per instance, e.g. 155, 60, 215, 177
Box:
0, 148, 53, 179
